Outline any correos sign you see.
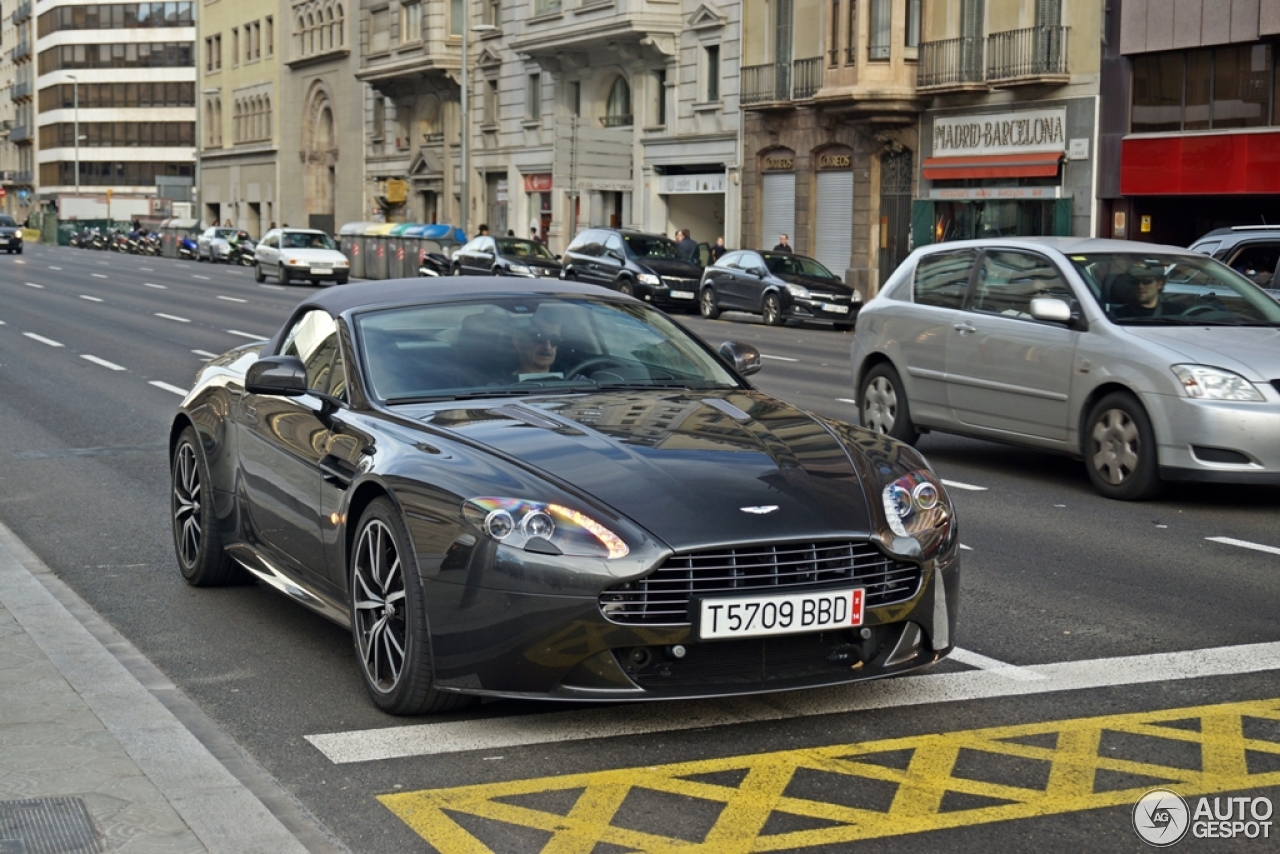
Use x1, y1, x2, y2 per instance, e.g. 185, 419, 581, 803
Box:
933, 108, 1067, 156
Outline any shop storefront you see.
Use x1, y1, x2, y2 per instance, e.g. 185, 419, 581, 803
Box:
656, 168, 726, 245
759, 151, 796, 249
813, 149, 854, 277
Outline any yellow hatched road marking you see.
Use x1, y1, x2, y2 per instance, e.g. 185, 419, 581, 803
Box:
380, 698, 1280, 852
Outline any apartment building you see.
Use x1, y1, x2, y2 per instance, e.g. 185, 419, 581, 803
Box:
914, 0, 1102, 249
34, 1, 196, 206
2, 0, 36, 218
1099, 0, 1280, 246
197, 0, 283, 234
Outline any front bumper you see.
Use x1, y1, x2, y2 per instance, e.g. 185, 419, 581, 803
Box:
785, 294, 859, 323
1144, 390, 1280, 483
635, 277, 700, 308
0, 233, 22, 248
284, 263, 349, 281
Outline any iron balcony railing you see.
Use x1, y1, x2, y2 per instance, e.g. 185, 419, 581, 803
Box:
792, 57, 823, 99
599, 114, 633, 128
16, 171, 33, 184
10, 42, 31, 62
742, 57, 824, 105
917, 36, 985, 87
9, 125, 31, 143
12, 0, 31, 23
987, 25, 1069, 80
10, 81, 31, 101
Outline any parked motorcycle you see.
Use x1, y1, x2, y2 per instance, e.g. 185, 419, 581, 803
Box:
418, 250, 451, 277
178, 236, 199, 261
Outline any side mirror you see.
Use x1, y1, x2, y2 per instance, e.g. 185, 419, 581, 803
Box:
245, 355, 308, 396
719, 341, 763, 377
607, 249, 624, 262
1029, 297, 1073, 324
555, 254, 562, 261
753, 268, 766, 278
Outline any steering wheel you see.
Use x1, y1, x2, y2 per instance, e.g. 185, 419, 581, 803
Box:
568, 356, 632, 381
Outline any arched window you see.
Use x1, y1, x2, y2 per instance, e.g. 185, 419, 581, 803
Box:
307, 12, 315, 54
205, 100, 216, 147
214, 97, 223, 145
265, 96, 272, 138
604, 76, 631, 127
335, 4, 344, 46
233, 100, 241, 142
295, 14, 305, 55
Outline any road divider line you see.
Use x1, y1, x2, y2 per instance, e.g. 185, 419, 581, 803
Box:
24, 282, 43, 289
959, 544, 973, 551
941, 479, 988, 492
155, 313, 191, 323
259, 284, 285, 291
761, 354, 799, 362
217, 296, 248, 303
1206, 536, 1280, 556
48, 266, 61, 271
948, 646, 1044, 681
140, 268, 153, 272
192, 275, 211, 281
836, 398, 858, 405
22, 333, 63, 348
80, 355, 126, 371
226, 330, 268, 340
79, 295, 104, 303
192, 350, 219, 360
304, 639, 1280, 763
91, 273, 109, 279
144, 283, 167, 289
148, 381, 188, 396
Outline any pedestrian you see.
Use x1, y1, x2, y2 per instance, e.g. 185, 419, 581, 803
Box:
531, 226, 543, 244
676, 228, 698, 261
224, 218, 232, 227
710, 236, 727, 262
507, 229, 516, 237
478, 224, 489, 236
773, 233, 793, 253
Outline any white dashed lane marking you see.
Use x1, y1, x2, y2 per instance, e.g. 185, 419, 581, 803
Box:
192, 275, 211, 281
91, 273, 109, 279
148, 381, 188, 396
24, 282, 43, 289
259, 284, 284, 291
1206, 536, 1280, 556
836, 398, 858, 405
192, 350, 219, 360
23, 333, 63, 347
80, 355, 126, 371
144, 283, 167, 289
227, 330, 268, 340
79, 295, 104, 303
47, 265, 61, 270
761, 354, 799, 362
155, 313, 191, 323
217, 296, 247, 303
941, 479, 988, 492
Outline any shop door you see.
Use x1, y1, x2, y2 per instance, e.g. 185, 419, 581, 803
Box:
878, 149, 913, 285
761, 172, 795, 250
814, 169, 853, 278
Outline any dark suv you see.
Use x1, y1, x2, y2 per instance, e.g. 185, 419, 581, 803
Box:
561, 228, 708, 310
1190, 225, 1280, 297
0, 214, 23, 254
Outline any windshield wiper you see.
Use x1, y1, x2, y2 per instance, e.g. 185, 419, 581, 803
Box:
592, 381, 735, 391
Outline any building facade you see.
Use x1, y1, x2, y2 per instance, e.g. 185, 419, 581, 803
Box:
34, 0, 196, 208
2, 0, 36, 219
198, 0, 284, 234
1100, 0, 1280, 247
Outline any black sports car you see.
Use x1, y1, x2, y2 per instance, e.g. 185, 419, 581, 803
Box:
699, 249, 860, 329
169, 278, 959, 714
0, 214, 23, 254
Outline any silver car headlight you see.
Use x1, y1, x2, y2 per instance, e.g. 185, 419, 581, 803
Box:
463, 498, 629, 559
508, 264, 533, 275
877, 470, 955, 561
785, 283, 810, 298
1170, 365, 1264, 401
637, 273, 661, 286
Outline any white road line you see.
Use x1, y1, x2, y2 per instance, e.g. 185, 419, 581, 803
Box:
941, 479, 988, 492
217, 296, 248, 303
1206, 536, 1280, 556
192, 350, 219, 360
79, 295, 104, 303
192, 275, 212, 281
0, 320, 5, 325
959, 544, 973, 551
155, 313, 191, 323
259, 284, 285, 291
761, 354, 799, 362
148, 381, 188, 396
144, 283, 167, 289
48, 265, 62, 271
80, 355, 126, 371
947, 647, 1044, 681
23, 332, 63, 348
91, 273, 109, 279
24, 282, 43, 289
304, 640, 1280, 764
836, 398, 858, 405
140, 267, 153, 272
226, 329, 268, 340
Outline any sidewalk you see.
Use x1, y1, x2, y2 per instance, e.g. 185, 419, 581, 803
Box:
0, 522, 344, 853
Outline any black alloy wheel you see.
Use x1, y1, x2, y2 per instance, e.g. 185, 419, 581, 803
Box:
859, 363, 919, 446
171, 427, 247, 586
700, 286, 721, 319
762, 292, 785, 326
617, 280, 635, 297
1084, 392, 1162, 500
350, 498, 469, 715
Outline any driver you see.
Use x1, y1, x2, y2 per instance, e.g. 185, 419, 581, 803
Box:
511, 315, 562, 378
1113, 264, 1166, 318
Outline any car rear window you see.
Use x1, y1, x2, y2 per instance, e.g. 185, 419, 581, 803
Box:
914, 250, 976, 309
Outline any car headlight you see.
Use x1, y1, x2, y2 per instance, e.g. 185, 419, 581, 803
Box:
508, 264, 532, 275
785, 283, 810, 298
335, 259, 350, 267
878, 470, 955, 561
1170, 365, 1264, 401
462, 498, 629, 559
637, 273, 661, 286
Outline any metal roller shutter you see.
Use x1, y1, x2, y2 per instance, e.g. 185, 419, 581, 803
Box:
814, 169, 853, 277
760, 172, 796, 249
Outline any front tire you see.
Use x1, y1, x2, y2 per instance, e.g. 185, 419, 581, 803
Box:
859, 363, 919, 446
1084, 392, 1162, 500
617, 280, 635, 297
279, 265, 290, 286
254, 263, 266, 283
700, 286, 722, 319
350, 498, 469, 715
762, 292, 785, 326
171, 427, 248, 586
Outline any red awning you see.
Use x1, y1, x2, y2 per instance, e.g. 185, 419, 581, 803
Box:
922, 152, 1063, 180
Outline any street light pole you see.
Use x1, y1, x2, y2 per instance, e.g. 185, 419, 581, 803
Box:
459, 16, 496, 237
68, 74, 78, 195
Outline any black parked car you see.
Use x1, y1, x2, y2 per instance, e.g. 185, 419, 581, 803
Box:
700, 249, 860, 329
1190, 225, 1280, 298
169, 277, 959, 714
0, 214, 23, 254
451, 235, 562, 278
561, 228, 708, 310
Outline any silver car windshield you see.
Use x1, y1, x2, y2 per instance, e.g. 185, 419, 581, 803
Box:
357, 297, 742, 403
1067, 253, 1280, 326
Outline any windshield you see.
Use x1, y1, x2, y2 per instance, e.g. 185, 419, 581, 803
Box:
623, 235, 680, 260
0, 215, 16, 227
213, 228, 237, 239
496, 238, 555, 259
761, 252, 837, 279
356, 296, 742, 402
283, 232, 337, 250
1066, 253, 1280, 326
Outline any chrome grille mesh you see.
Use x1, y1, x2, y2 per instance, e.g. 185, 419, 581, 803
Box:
599, 541, 922, 626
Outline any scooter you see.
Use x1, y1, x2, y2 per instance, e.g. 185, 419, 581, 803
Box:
229, 239, 257, 267
178, 236, 199, 261
418, 250, 451, 277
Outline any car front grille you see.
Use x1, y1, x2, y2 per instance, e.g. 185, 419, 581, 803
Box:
661, 276, 698, 287
599, 541, 922, 626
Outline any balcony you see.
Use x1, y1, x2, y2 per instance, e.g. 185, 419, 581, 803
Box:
9, 42, 31, 62
10, 81, 31, 102
919, 27, 1069, 92
16, 171, 33, 184
9, 125, 31, 144
742, 57, 824, 106
600, 114, 633, 128
12, 0, 31, 23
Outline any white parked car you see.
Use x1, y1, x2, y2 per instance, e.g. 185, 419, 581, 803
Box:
197, 226, 239, 262
254, 228, 350, 285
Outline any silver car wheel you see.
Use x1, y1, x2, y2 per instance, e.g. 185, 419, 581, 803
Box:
352, 518, 408, 694
1090, 408, 1140, 486
172, 441, 202, 566
863, 375, 898, 435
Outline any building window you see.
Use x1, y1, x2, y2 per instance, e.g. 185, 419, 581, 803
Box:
570, 80, 580, 116
705, 44, 720, 101
653, 69, 666, 125
603, 76, 631, 127
485, 0, 500, 26
450, 0, 462, 36
845, 0, 857, 64
401, 1, 422, 43
905, 0, 920, 56
265, 16, 274, 56
829, 0, 840, 66
1132, 44, 1275, 133
231, 28, 240, 65
1213, 44, 1271, 129
372, 96, 385, 140
483, 78, 498, 125
869, 0, 890, 60
371, 7, 390, 53
527, 73, 541, 120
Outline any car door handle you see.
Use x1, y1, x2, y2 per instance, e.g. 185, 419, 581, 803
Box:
953, 321, 977, 334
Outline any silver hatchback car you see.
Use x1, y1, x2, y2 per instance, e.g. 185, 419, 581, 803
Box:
851, 238, 1280, 499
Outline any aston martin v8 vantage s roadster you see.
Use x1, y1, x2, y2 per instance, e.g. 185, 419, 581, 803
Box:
169, 278, 960, 714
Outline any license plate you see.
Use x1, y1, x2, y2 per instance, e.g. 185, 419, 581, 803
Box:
0, 238, 8, 244
697, 588, 864, 640
311, 267, 333, 275
670, 290, 695, 300
822, 303, 850, 314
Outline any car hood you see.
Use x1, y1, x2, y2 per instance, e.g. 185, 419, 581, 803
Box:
418, 390, 875, 550
1121, 326, 1280, 379
772, 272, 855, 296
634, 258, 703, 278
0, 225, 20, 235
278, 248, 347, 263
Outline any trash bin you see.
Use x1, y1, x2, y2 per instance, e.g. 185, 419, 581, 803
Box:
362, 223, 396, 280
387, 223, 417, 279
159, 218, 199, 259
339, 222, 373, 279
413, 224, 467, 273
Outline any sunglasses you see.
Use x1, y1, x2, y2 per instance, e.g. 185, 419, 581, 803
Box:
521, 330, 562, 346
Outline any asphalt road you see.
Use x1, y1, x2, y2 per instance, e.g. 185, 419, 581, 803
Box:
1, 243, 1278, 853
